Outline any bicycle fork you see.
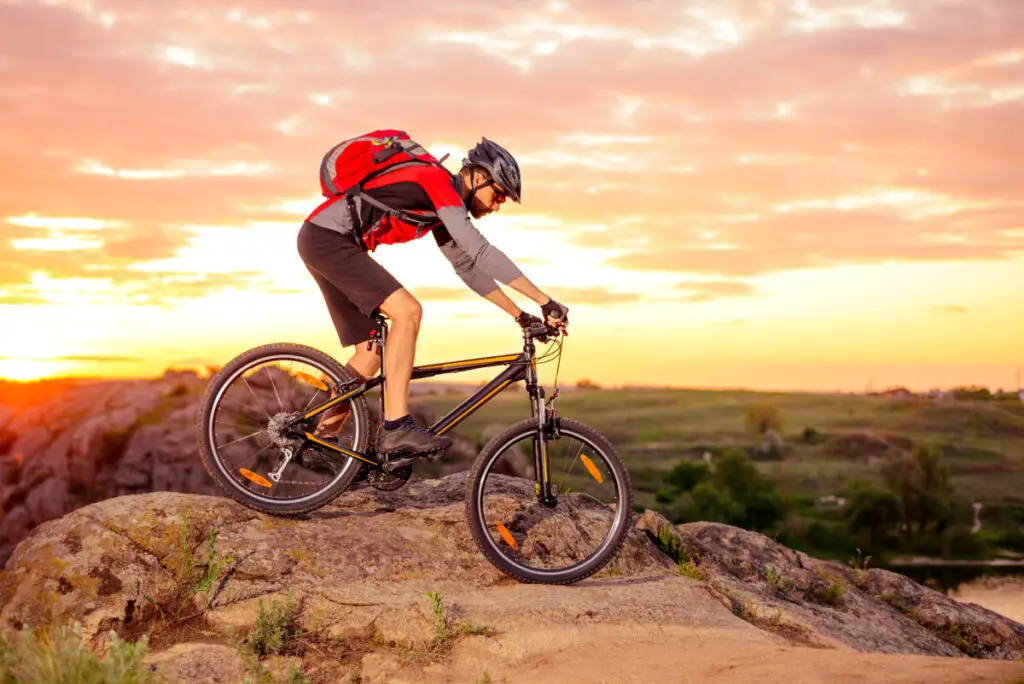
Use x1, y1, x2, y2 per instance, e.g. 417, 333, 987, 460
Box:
526, 355, 558, 507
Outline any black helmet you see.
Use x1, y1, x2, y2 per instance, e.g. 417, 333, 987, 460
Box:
463, 137, 522, 203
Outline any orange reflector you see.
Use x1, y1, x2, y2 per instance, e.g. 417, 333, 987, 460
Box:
496, 523, 519, 550
240, 468, 272, 488
581, 455, 603, 483
295, 372, 328, 392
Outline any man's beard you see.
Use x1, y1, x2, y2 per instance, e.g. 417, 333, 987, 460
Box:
469, 193, 491, 219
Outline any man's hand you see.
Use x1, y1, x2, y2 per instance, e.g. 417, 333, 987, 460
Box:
540, 299, 569, 329
516, 311, 544, 329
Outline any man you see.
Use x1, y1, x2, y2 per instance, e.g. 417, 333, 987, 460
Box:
297, 135, 569, 461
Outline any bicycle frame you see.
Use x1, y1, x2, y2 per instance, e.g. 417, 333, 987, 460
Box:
285, 317, 556, 500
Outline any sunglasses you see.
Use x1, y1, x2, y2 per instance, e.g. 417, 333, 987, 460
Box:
479, 178, 507, 204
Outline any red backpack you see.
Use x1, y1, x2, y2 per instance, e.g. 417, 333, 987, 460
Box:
318, 130, 450, 247
319, 129, 446, 198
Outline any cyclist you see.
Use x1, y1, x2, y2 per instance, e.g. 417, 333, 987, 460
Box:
297, 135, 569, 462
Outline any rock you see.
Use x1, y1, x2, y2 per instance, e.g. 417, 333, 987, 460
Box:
146, 643, 248, 683
4, 476, 1023, 668
24, 476, 68, 523
634, 512, 1024, 660
360, 652, 407, 684
1, 474, 669, 648
0, 374, 220, 565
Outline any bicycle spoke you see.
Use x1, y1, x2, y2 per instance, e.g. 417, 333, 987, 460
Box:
266, 365, 284, 412
216, 428, 266, 450
558, 439, 586, 491
229, 441, 274, 465
242, 375, 272, 421
302, 385, 322, 413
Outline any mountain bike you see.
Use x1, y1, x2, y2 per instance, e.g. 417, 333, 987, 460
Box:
196, 316, 633, 585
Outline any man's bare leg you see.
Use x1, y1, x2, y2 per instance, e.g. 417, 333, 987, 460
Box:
376, 287, 421, 421
345, 343, 381, 380
371, 288, 451, 456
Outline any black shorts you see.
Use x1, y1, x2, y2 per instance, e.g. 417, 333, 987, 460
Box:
297, 222, 404, 347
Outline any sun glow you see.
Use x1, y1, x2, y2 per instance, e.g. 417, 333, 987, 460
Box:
0, 359, 71, 382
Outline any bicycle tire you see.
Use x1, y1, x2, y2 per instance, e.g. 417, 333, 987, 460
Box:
197, 342, 370, 515
465, 417, 633, 584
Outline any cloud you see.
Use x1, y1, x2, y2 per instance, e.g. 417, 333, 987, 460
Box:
411, 285, 641, 305
0, 355, 142, 363
674, 280, 755, 302
0, 0, 1022, 301
606, 206, 1024, 275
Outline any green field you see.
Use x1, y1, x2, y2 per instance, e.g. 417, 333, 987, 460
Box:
411, 385, 1024, 560
414, 387, 1024, 502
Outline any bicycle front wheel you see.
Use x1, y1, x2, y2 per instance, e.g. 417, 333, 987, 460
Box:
466, 417, 633, 584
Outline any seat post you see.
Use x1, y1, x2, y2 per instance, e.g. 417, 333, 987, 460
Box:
373, 313, 389, 412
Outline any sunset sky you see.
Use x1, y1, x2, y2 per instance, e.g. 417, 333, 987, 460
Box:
0, 0, 1021, 391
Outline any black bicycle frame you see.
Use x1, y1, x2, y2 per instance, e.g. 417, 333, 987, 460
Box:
289, 319, 550, 484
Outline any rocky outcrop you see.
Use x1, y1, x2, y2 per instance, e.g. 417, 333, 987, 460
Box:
0, 371, 220, 565
638, 514, 1024, 660
0, 372, 479, 567
1, 475, 1022, 682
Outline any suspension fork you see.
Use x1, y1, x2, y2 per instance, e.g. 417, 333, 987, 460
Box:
525, 341, 557, 506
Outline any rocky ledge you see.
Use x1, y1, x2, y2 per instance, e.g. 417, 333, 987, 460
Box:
2, 473, 1023, 684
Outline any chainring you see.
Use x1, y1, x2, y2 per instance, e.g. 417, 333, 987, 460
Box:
366, 465, 412, 491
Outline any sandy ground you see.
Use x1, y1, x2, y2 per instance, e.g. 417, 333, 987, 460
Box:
372, 625, 1024, 684
953, 577, 1024, 625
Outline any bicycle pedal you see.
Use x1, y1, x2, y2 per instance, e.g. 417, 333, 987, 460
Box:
382, 457, 416, 473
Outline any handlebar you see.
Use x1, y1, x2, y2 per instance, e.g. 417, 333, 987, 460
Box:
524, 321, 565, 343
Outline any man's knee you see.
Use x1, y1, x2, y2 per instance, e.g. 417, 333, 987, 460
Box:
379, 288, 422, 326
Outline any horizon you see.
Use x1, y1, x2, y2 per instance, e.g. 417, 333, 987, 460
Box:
1, 365, 1020, 398
1, 1, 1022, 391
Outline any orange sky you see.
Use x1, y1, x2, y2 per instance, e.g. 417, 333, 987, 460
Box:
0, 0, 1022, 391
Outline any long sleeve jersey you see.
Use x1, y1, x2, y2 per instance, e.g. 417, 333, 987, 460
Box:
304, 163, 523, 296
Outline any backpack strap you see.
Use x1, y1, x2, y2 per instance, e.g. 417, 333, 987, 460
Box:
344, 164, 441, 250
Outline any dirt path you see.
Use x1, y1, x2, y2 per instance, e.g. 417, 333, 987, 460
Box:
365, 625, 1024, 684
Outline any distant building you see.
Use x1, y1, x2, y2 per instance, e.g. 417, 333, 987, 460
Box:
880, 387, 914, 399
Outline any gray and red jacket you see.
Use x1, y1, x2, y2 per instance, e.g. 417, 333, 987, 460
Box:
305, 164, 523, 297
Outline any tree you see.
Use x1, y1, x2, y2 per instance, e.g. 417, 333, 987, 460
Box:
845, 483, 902, 550
882, 444, 954, 537
658, 449, 785, 532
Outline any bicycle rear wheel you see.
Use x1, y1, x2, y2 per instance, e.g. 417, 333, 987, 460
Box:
466, 417, 633, 584
197, 343, 370, 515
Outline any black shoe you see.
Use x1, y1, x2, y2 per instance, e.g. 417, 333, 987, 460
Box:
376, 418, 452, 457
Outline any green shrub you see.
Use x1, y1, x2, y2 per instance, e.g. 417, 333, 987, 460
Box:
801, 427, 826, 444
246, 592, 301, 657
0, 624, 152, 684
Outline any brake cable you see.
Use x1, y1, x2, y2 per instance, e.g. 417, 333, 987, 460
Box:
546, 335, 563, 409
